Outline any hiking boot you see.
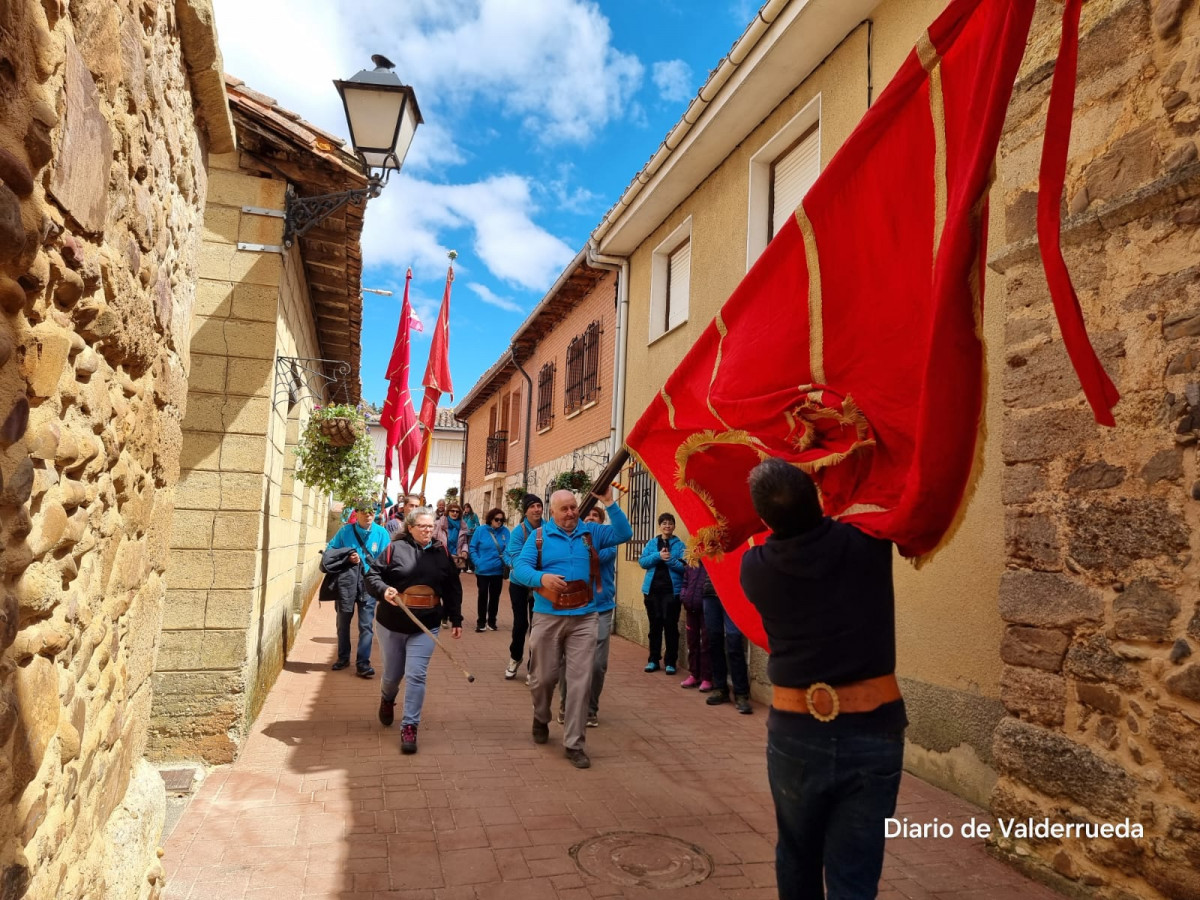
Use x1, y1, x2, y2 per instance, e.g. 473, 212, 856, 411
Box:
532, 719, 549, 744
400, 724, 418, 754
565, 748, 591, 769
706, 690, 730, 706
357, 666, 375, 679
331, 660, 349, 671
378, 697, 395, 727
698, 680, 714, 692
680, 675, 699, 689
734, 694, 754, 714
505, 658, 520, 680
586, 715, 599, 728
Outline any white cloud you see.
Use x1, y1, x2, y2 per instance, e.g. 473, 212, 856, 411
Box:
652, 59, 693, 103
361, 173, 576, 291
467, 284, 524, 314
538, 163, 601, 215
213, 0, 643, 147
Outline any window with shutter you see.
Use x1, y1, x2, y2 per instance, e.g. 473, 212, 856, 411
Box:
537, 363, 555, 431
508, 388, 520, 442
769, 125, 820, 241
666, 239, 690, 333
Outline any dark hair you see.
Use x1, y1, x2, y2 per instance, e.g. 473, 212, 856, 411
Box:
657, 512, 676, 526
585, 506, 606, 523
748, 458, 822, 537
484, 507, 506, 524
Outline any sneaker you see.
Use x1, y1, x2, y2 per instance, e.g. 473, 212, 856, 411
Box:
565, 748, 591, 769
556, 710, 565, 725
357, 667, 375, 679
505, 659, 520, 680
644, 662, 659, 673
331, 660, 349, 671
698, 680, 714, 692
734, 694, 753, 715
474, 624, 486, 633
706, 690, 730, 706
586, 715, 599, 728
486, 624, 498, 632
525, 674, 531, 687
400, 723, 418, 754
680, 675, 699, 689
378, 698, 395, 727
665, 665, 677, 675
532, 719, 549, 744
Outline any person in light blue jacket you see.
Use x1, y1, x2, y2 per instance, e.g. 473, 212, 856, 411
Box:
512, 488, 631, 769
502, 494, 544, 680
468, 507, 510, 632
638, 512, 688, 674
557, 505, 619, 727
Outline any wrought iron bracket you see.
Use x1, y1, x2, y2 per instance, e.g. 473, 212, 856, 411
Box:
282, 175, 385, 247
273, 355, 354, 411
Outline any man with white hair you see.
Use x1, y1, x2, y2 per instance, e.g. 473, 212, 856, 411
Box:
513, 487, 631, 769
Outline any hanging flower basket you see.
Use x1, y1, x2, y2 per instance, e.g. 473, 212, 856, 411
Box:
319, 416, 363, 447
549, 469, 593, 494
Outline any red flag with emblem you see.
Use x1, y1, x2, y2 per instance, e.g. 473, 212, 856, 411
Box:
379, 269, 422, 492
413, 265, 455, 486
625, 0, 1116, 648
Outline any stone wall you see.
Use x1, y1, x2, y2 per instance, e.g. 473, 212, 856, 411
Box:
152, 157, 329, 764
989, 1, 1200, 897
0, 1, 231, 898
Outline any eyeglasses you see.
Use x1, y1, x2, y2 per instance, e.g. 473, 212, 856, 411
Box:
492, 517, 506, 523
411, 522, 435, 529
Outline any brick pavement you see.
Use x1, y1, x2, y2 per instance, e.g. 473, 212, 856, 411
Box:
161, 596, 1061, 899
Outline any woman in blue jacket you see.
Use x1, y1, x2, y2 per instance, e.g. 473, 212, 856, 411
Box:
468, 507, 510, 632
638, 512, 688, 673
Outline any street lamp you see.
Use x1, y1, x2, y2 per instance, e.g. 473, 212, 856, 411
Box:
283, 55, 423, 246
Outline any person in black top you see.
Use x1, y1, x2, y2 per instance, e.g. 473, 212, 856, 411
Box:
741, 457, 907, 900
365, 507, 463, 755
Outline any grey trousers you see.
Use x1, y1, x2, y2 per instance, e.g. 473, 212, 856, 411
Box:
529, 611, 598, 751
558, 608, 615, 717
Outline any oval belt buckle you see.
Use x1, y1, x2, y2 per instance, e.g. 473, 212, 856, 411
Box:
805, 682, 840, 722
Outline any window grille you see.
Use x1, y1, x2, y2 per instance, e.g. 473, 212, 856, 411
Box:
624, 461, 658, 562
537, 362, 555, 430
564, 320, 602, 413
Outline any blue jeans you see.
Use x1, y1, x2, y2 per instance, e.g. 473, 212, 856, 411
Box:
767, 729, 904, 900
336, 594, 376, 670
703, 592, 749, 695
377, 622, 437, 726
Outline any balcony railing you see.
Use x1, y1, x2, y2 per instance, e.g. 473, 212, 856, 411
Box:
485, 431, 508, 475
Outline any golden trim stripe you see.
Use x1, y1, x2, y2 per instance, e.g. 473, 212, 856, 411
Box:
707, 313, 734, 430
794, 207, 825, 384
917, 31, 947, 259
661, 388, 677, 429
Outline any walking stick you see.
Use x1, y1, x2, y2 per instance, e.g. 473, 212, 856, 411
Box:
386, 594, 476, 683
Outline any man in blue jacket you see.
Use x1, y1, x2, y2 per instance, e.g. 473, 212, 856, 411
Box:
513, 487, 631, 769
503, 494, 543, 680
322, 503, 392, 677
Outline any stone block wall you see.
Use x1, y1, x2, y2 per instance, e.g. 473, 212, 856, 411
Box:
152, 157, 329, 764
989, 1, 1200, 897
0, 0, 230, 897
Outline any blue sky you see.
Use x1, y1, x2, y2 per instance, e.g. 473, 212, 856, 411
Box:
211, 0, 759, 408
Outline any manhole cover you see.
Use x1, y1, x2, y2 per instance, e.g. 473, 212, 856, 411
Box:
572, 832, 714, 888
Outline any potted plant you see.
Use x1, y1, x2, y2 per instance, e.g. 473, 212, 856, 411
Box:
548, 469, 593, 495
294, 404, 380, 504
505, 487, 527, 511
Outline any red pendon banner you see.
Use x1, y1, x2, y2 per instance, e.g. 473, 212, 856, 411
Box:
625, 0, 1116, 648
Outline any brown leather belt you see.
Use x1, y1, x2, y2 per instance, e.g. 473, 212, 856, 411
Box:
539, 579, 592, 611
398, 586, 439, 609
771, 674, 901, 722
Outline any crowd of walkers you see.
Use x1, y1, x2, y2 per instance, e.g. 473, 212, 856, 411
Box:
320, 488, 753, 763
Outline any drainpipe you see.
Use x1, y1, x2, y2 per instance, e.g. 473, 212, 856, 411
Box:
511, 344, 534, 492
586, 241, 630, 458
454, 414, 469, 505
